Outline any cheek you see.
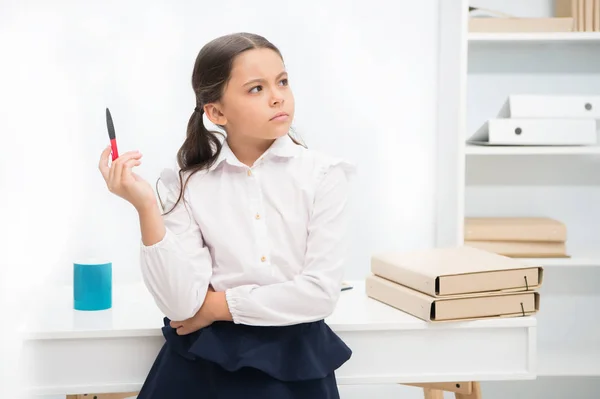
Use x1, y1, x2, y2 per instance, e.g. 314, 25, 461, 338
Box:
285, 90, 295, 107
227, 101, 265, 128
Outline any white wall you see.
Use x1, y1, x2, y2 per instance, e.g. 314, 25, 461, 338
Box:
0, 1, 440, 398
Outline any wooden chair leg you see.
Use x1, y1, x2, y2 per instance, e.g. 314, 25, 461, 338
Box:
455, 382, 482, 399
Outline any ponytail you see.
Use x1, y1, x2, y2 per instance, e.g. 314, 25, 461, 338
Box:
160, 106, 223, 215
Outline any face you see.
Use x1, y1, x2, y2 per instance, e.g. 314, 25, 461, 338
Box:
205, 48, 295, 141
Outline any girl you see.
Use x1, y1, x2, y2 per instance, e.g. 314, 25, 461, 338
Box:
99, 32, 354, 398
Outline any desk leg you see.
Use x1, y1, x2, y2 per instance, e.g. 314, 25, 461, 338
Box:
455, 382, 482, 399
423, 387, 444, 399
404, 381, 482, 399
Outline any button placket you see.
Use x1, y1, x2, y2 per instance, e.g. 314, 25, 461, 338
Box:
247, 168, 270, 266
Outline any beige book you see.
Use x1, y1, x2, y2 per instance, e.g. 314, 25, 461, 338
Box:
580, 0, 585, 31
464, 240, 568, 258
594, 0, 600, 32
586, 0, 594, 31
464, 217, 567, 242
371, 246, 543, 298
469, 17, 574, 32
555, 0, 579, 29
366, 275, 539, 322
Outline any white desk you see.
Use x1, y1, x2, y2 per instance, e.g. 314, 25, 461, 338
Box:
20, 281, 537, 396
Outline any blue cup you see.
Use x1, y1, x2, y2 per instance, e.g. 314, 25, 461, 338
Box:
73, 259, 112, 311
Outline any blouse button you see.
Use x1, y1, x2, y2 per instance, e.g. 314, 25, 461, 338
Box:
247, 170, 252, 176
261, 256, 267, 262
255, 213, 261, 220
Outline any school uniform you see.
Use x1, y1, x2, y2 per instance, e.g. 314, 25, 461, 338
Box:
136, 134, 355, 398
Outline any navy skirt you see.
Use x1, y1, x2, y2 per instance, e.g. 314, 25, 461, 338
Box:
136, 318, 352, 399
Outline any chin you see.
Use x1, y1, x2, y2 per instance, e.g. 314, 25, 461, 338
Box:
268, 126, 292, 139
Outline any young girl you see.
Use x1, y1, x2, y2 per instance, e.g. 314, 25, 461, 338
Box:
99, 32, 354, 398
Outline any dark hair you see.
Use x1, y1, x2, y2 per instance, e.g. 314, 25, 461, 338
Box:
158, 32, 303, 215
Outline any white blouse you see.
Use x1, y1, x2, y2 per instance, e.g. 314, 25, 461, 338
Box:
139, 134, 354, 326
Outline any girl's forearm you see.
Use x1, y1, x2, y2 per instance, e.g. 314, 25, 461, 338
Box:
206, 291, 233, 322
138, 202, 166, 246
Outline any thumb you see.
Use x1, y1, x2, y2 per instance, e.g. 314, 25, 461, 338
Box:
176, 325, 191, 335
170, 320, 183, 328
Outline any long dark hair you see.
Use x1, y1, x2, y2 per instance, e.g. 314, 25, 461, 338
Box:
159, 32, 302, 215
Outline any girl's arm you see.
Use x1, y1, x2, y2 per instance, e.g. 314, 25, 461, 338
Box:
138, 203, 166, 246
222, 162, 352, 326
139, 169, 213, 322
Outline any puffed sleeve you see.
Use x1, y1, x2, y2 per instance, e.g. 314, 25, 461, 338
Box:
224, 158, 355, 326
139, 168, 213, 321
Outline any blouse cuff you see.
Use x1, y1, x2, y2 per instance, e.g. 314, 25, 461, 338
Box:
225, 287, 241, 324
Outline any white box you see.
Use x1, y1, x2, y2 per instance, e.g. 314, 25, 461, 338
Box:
498, 95, 600, 119
468, 118, 597, 146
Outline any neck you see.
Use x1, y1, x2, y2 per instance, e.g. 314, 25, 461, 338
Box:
226, 134, 275, 167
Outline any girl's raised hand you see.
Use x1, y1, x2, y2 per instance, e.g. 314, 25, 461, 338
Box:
98, 146, 156, 212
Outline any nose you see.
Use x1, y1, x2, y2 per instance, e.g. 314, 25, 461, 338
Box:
270, 89, 284, 107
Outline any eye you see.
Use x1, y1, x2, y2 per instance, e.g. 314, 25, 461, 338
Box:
249, 85, 263, 94
279, 78, 289, 86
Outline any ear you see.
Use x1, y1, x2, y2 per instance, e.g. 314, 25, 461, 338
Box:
204, 103, 227, 126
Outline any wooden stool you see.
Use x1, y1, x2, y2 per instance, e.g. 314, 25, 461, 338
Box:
405, 381, 482, 399
67, 393, 139, 399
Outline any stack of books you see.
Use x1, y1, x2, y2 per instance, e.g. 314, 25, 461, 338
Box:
468, 6, 575, 33
464, 217, 569, 258
555, 0, 600, 32
468, 1, 600, 32
365, 246, 542, 322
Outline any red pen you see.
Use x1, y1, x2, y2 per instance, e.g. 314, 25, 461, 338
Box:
106, 108, 119, 161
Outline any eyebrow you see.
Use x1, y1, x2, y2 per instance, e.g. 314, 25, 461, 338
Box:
243, 71, 288, 87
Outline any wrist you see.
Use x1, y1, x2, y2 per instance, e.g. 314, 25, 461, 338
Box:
205, 291, 233, 322
136, 199, 158, 216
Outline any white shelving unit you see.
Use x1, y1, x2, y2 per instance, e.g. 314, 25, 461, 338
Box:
434, 1, 600, 395
469, 31, 600, 43
466, 144, 600, 155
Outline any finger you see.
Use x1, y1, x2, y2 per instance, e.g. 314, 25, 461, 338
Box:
109, 154, 122, 190
113, 150, 142, 165
98, 146, 112, 181
176, 325, 190, 335
170, 320, 183, 328
121, 158, 142, 181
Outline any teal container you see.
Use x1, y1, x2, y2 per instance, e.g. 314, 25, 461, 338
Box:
73, 260, 112, 311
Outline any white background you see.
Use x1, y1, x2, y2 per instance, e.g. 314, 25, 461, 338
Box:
3, 0, 600, 398
0, 0, 439, 397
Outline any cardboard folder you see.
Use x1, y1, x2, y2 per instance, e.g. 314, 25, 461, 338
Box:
464, 240, 568, 258
467, 118, 597, 146
366, 275, 540, 322
496, 94, 600, 119
370, 246, 543, 297
464, 217, 567, 242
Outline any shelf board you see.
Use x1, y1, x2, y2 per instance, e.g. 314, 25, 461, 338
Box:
468, 32, 600, 44
465, 144, 600, 155
515, 254, 600, 267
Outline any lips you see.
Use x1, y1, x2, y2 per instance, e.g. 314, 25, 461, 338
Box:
270, 112, 289, 121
